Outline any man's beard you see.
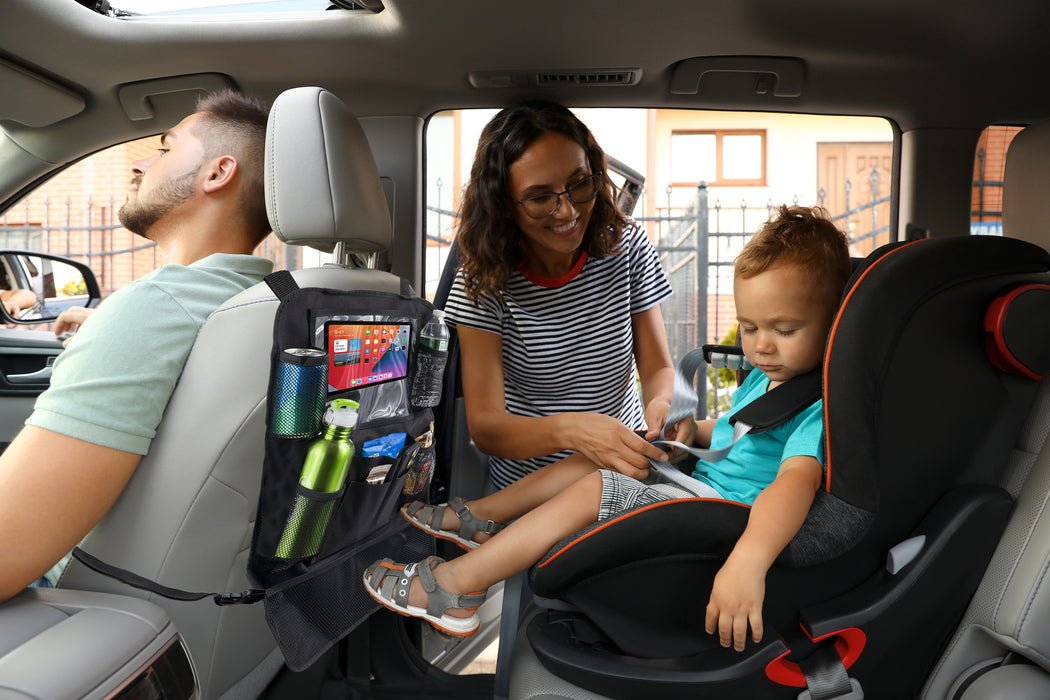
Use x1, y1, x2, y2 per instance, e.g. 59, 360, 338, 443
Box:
118, 167, 198, 238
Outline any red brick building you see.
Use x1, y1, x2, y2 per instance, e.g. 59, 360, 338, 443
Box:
0, 136, 293, 297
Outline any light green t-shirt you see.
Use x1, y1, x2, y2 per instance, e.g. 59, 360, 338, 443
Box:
27, 253, 274, 454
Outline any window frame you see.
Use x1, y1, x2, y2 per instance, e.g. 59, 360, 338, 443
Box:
670, 129, 767, 187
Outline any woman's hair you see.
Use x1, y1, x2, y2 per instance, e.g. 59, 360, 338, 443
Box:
456, 100, 626, 302
735, 205, 852, 312
193, 89, 272, 243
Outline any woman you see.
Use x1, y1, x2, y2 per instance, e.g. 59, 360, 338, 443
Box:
443, 100, 691, 490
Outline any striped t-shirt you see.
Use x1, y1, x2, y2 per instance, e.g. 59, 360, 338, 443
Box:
444, 221, 673, 488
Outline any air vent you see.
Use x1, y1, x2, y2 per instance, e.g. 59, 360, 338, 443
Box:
469, 69, 642, 89
536, 70, 640, 87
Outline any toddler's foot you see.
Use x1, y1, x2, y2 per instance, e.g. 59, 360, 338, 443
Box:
363, 556, 486, 637
401, 496, 503, 550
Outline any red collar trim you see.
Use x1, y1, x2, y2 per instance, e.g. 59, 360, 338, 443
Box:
516, 251, 589, 288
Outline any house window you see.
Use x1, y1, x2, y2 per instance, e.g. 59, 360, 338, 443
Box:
670, 130, 766, 186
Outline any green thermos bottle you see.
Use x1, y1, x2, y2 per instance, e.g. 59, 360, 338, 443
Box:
275, 399, 359, 558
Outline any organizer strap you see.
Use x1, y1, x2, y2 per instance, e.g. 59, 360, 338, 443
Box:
71, 547, 265, 606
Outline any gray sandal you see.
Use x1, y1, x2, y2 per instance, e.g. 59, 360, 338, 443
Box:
401, 496, 504, 551
363, 556, 487, 637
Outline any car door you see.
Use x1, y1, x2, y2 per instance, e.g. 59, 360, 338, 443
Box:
0, 251, 101, 451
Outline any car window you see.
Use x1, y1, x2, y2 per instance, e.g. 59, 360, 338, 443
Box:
0, 137, 319, 302
425, 108, 894, 415
971, 125, 1024, 236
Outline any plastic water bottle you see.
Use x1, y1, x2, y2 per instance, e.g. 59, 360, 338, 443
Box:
276, 399, 359, 558
410, 310, 449, 408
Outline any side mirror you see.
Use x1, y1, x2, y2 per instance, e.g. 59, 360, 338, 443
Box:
0, 251, 101, 324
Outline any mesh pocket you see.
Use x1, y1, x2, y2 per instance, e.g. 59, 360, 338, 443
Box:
264, 517, 432, 671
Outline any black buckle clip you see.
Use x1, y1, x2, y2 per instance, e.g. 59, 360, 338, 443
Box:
213, 589, 266, 606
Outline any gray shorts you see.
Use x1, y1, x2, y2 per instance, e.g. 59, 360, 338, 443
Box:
597, 469, 723, 520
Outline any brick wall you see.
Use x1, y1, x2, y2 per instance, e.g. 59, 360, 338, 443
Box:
972, 125, 1023, 223
0, 136, 292, 296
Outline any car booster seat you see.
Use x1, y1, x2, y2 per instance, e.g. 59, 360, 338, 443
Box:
512, 233, 1050, 699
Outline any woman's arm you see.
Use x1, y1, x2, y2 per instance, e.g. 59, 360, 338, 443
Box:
458, 325, 667, 477
632, 304, 696, 445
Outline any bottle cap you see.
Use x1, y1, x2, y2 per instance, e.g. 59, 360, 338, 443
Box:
432, 309, 445, 322
323, 398, 360, 429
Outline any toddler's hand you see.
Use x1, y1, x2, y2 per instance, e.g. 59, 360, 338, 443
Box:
705, 555, 765, 652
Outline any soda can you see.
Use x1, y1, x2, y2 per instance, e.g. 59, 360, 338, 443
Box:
270, 348, 328, 438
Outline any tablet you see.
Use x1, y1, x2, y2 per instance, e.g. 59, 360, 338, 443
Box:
325, 321, 411, 392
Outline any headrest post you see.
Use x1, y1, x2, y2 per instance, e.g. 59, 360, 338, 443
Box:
332, 241, 347, 265
358, 251, 379, 270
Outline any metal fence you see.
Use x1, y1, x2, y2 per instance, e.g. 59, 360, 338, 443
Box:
643, 176, 893, 416
427, 173, 898, 418
0, 196, 295, 297
1, 173, 991, 417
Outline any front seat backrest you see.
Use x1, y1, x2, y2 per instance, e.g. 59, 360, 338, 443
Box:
58, 87, 404, 700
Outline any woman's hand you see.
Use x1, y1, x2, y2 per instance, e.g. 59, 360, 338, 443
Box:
642, 396, 671, 440
564, 412, 668, 479
643, 397, 697, 462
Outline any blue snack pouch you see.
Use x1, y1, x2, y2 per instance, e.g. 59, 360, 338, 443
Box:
362, 432, 407, 458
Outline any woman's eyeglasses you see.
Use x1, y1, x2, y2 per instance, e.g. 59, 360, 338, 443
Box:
513, 174, 600, 219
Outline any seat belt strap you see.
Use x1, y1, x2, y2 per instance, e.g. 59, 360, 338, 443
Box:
662, 349, 822, 433
796, 642, 864, 700
646, 349, 822, 496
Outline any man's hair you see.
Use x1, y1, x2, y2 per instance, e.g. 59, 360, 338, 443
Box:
735, 205, 852, 312
456, 99, 626, 302
192, 89, 271, 243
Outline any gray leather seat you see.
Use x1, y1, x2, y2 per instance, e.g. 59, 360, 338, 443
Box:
921, 119, 1050, 699
57, 87, 406, 700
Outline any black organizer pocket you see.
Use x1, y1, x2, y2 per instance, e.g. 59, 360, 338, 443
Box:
248, 285, 438, 670
252, 415, 431, 575
274, 484, 344, 560
314, 455, 407, 559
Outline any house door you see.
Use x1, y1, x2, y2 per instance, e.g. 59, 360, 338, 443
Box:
817, 142, 893, 257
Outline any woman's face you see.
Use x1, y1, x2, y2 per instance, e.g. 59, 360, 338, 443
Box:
506, 130, 596, 276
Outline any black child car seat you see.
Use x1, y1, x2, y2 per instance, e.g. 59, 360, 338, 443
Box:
514, 233, 1050, 699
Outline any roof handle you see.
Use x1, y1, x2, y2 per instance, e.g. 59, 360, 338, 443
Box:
669, 56, 805, 97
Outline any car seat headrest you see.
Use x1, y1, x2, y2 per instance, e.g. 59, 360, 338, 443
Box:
264, 86, 392, 254
824, 236, 1050, 519
985, 283, 1050, 380
1003, 118, 1050, 253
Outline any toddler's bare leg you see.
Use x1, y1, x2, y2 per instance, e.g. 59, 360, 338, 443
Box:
438, 452, 600, 542
411, 469, 604, 617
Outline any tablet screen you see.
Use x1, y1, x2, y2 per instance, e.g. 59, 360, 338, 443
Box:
325, 322, 411, 392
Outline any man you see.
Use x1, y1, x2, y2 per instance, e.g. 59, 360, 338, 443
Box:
0, 89, 275, 600
1, 288, 37, 319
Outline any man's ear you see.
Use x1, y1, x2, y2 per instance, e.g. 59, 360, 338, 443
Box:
200, 155, 238, 194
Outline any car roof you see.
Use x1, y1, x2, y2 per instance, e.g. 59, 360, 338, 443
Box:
8, 0, 1050, 122
3, 0, 1050, 201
